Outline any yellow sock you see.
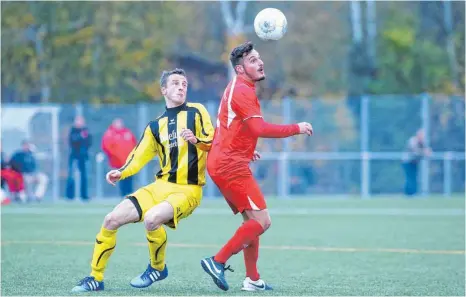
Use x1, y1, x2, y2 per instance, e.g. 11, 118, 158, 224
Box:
146, 226, 167, 271
90, 227, 117, 281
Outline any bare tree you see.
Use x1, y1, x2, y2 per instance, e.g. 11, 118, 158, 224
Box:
220, 1, 249, 79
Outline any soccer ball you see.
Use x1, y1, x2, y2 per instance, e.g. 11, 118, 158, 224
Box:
254, 8, 288, 41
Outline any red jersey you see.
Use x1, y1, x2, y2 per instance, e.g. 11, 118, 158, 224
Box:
207, 76, 299, 178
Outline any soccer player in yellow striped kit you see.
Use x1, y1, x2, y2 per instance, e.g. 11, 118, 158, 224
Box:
72, 68, 214, 292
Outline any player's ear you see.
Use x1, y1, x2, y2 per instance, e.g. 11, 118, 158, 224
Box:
235, 64, 244, 74
161, 87, 167, 96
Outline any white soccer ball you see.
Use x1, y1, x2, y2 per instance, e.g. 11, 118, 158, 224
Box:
254, 8, 288, 41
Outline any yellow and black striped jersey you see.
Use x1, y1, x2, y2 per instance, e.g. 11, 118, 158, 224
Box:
118, 101, 214, 186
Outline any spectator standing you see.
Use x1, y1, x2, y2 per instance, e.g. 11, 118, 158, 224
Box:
402, 129, 432, 196
101, 118, 137, 196
66, 115, 92, 201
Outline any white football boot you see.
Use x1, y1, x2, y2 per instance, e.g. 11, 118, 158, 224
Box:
241, 277, 273, 291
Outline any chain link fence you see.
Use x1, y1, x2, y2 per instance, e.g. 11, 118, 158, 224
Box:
1, 95, 464, 200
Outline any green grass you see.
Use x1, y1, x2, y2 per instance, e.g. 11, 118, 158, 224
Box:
1, 197, 465, 296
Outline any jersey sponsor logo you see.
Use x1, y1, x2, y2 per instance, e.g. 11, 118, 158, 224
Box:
160, 131, 179, 149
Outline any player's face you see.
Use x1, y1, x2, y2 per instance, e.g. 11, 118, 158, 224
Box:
112, 118, 124, 129
162, 74, 188, 106
240, 49, 265, 82
74, 116, 85, 127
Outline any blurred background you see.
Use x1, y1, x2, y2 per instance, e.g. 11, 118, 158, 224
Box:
1, 1, 465, 202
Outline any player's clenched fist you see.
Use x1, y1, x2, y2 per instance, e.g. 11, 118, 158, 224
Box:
298, 122, 313, 136
106, 169, 122, 186
180, 128, 198, 144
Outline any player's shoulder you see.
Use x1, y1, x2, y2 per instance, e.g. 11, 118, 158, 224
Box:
145, 111, 167, 130
187, 102, 208, 113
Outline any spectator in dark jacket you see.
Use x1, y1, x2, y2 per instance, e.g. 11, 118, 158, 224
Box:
9, 140, 48, 201
66, 115, 92, 201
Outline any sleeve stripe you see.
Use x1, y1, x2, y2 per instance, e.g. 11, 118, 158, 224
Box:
198, 111, 209, 136
187, 106, 209, 136
242, 115, 263, 121
150, 120, 166, 167
118, 154, 134, 172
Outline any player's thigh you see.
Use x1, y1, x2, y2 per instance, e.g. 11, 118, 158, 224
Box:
148, 179, 202, 229
143, 201, 174, 229
211, 175, 243, 214
218, 175, 267, 215
125, 183, 158, 223
105, 199, 140, 228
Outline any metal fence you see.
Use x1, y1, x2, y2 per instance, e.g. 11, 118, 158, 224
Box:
1, 94, 464, 200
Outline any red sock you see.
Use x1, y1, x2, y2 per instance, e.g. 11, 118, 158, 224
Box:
214, 219, 263, 264
244, 236, 260, 281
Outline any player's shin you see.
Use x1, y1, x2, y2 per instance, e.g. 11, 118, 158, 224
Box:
146, 226, 167, 271
244, 236, 260, 281
90, 227, 117, 281
215, 219, 264, 264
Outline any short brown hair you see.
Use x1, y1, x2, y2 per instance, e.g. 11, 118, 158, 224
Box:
159, 68, 186, 88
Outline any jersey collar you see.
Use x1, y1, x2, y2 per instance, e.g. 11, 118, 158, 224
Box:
165, 101, 187, 115
236, 75, 255, 88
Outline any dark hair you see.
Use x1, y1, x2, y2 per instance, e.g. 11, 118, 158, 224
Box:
230, 41, 254, 72
159, 68, 186, 88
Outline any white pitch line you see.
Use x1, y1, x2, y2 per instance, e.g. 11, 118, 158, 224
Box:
1, 207, 464, 216
1, 240, 464, 255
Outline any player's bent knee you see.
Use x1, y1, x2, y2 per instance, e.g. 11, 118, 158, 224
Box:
143, 202, 174, 231
143, 213, 162, 231
261, 216, 272, 231
103, 212, 123, 230
257, 212, 272, 231
245, 209, 272, 231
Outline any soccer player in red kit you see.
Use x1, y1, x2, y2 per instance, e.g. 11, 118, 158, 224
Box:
201, 42, 313, 292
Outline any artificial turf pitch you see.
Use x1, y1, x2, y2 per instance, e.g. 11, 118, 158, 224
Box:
1, 197, 464, 296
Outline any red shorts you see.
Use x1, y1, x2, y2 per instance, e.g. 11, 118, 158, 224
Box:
211, 174, 266, 214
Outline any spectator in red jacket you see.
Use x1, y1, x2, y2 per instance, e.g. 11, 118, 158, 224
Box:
102, 118, 137, 196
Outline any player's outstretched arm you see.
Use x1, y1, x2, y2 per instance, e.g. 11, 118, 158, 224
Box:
117, 123, 158, 180
245, 117, 313, 138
